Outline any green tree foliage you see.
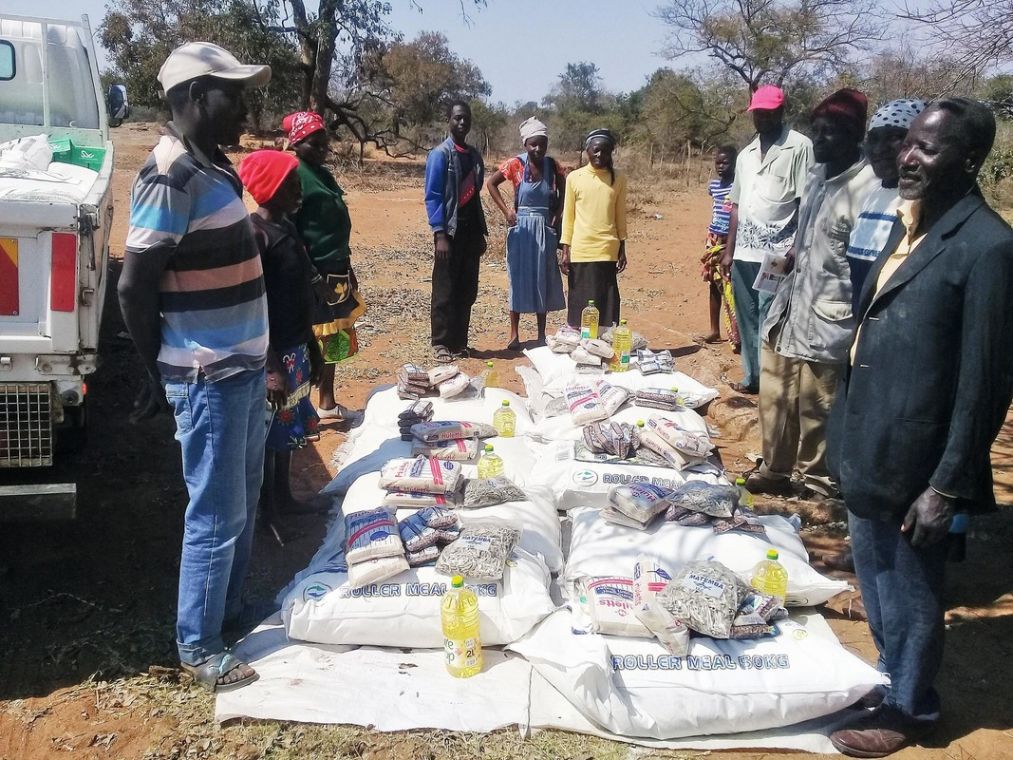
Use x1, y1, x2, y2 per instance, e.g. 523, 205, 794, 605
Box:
100, 0, 301, 126
369, 31, 491, 132
469, 99, 510, 154
635, 68, 744, 156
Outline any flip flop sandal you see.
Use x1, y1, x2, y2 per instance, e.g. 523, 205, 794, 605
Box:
433, 346, 453, 363
180, 652, 258, 692
506, 339, 522, 352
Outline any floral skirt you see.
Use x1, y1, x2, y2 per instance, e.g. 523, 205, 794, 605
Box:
700, 231, 740, 347
266, 343, 321, 452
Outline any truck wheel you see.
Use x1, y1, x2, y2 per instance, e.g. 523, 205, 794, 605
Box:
56, 402, 87, 454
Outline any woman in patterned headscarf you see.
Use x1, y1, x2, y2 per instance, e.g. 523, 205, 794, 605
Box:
283, 111, 365, 426
845, 99, 927, 312
486, 117, 567, 349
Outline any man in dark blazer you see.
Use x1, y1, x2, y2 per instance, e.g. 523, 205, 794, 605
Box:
827, 98, 1013, 757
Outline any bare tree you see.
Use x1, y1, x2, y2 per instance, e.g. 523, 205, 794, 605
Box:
899, 0, 1013, 85
252, 0, 486, 158
655, 0, 884, 91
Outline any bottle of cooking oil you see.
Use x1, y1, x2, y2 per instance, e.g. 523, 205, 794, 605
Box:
580, 300, 599, 340
736, 476, 754, 509
492, 399, 516, 437
442, 575, 483, 678
750, 549, 789, 605
609, 318, 632, 372
477, 443, 504, 478
483, 361, 499, 389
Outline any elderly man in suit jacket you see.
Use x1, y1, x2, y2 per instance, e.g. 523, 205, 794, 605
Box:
827, 98, 1013, 757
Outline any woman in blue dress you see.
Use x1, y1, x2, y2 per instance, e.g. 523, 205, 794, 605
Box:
486, 117, 566, 350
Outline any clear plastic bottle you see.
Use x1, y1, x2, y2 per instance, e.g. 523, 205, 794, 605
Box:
492, 399, 516, 437
483, 360, 499, 389
477, 443, 504, 478
441, 575, 483, 678
750, 549, 789, 605
580, 300, 600, 340
609, 318, 632, 372
735, 476, 754, 509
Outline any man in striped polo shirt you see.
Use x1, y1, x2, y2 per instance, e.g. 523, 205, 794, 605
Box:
118, 42, 271, 691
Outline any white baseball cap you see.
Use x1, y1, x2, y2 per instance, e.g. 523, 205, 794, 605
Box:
158, 41, 271, 93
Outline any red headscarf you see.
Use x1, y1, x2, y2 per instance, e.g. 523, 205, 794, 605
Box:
282, 111, 326, 146
238, 150, 299, 206
811, 88, 869, 139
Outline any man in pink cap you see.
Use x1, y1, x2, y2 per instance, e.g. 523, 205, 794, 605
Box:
721, 84, 814, 395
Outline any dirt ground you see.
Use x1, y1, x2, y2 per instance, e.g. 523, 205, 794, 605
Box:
0, 122, 1011, 760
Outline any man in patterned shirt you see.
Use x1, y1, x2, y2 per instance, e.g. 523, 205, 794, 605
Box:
118, 42, 271, 692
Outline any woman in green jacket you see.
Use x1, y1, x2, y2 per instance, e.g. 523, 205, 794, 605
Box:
283, 111, 366, 424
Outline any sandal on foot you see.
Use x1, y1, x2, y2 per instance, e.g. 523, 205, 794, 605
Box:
180, 652, 258, 692
317, 404, 364, 428
433, 345, 453, 363
506, 338, 522, 352
728, 381, 758, 395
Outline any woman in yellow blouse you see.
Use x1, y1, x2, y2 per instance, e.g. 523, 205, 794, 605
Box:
559, 128, 628, 328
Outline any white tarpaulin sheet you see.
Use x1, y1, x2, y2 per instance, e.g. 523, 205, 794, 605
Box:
216, 614, 853, 753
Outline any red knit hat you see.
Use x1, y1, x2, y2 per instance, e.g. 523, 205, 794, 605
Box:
238, 150, 299, 206
812, 88, 869, 138
282, 110, 326, 145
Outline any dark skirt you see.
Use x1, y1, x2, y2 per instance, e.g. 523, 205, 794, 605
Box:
313, 259, 365, 364
567, 261, 620, 328
313, 259, 366, 331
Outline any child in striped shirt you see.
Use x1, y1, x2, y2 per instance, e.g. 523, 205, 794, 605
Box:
697, 145, 739, 347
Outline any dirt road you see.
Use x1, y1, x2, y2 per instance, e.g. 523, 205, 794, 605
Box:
0, 123, 1010, 759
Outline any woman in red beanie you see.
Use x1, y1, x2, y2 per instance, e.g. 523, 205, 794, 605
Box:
238, 149, 324, 543
283, 111, 364, 426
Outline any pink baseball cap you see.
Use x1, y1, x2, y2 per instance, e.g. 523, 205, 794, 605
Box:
748, 85, 785, 112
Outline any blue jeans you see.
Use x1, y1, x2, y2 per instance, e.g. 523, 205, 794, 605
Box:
164, 368, 268, 666
848, 510, 948, 724
731, 259, 773, 389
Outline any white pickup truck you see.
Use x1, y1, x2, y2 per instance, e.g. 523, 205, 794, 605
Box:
0, 13, 114, 518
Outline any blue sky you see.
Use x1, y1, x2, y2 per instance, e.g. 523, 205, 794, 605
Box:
4, 0, 934, 104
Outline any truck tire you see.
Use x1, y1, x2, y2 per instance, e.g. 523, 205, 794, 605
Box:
56, 401, 87, 454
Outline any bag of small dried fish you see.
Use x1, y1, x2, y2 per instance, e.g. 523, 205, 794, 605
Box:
666, 481, 738, 518
461, 476, 527, 508
656, 560, 748, 639
436, 526, 521, 581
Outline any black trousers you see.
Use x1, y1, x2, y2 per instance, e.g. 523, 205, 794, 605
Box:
431, 227, 484, 350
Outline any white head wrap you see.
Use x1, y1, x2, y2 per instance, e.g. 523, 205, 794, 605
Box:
519, 116, 548, 144
869, 99, 927, 131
